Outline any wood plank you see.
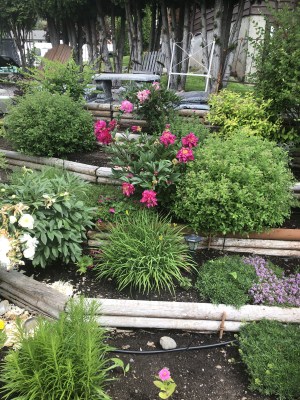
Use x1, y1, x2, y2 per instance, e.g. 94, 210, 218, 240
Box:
200, 245, 300, 257
207, 237, 300, 250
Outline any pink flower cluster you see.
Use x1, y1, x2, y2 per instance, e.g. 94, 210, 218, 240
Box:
159, 126, 176, 147
120, 100, 134, 113
158, 368, 171, 381
94, 119, 117, 145
140, 190, 158, 208
137, 89, 151, 103
152, 81, 160, 90
176, 147, 195, 163
182, 132, 199, 148
122, 182, 135, 197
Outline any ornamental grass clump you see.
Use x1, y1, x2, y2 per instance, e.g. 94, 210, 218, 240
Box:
173, 131, 296, 235
95, 210, 195, 294
239, 320, 300, 399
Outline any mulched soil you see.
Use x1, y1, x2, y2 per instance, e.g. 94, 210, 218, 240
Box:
0, 138, 299, 400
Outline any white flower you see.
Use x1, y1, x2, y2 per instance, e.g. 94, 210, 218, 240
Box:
23, 246, 36, 260
18, 214, 34, 230
9, 216, 17, 224
0, 254, 11, 270
0, 235, 11, 255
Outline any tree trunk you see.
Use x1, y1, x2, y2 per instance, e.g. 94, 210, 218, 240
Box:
96, 3, 113, 72
178, 2, 194, 90
161, 0, 173, 86
200, 1, 209, 75
84, 18, 98, 65
47, 16, 60, 47
222, 0, 244, 86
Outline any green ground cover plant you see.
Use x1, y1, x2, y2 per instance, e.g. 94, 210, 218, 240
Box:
95, 209, 195, 294
4, 90, 95, 157
0, 298, 113, 400
173, 131, 295, 235
238, 320, 300, 399
0, 167, 95, 267
196, 256, 258, 308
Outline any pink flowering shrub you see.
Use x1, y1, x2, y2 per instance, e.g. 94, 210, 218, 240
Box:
94, 119, 117, 145
120, 100, 134, 113
176, 147, 194, 163
140, 190, 158, 208
137, 89, 151, 103
181, 132, 198, 148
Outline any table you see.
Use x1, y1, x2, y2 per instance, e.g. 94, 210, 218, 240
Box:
93, 73, 160, 101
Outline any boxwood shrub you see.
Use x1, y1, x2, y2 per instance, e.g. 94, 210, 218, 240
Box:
173, 131, 296, 235
4, 90, 95, 157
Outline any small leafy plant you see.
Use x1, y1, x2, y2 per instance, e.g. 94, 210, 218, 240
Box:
173, 131, 296, 235
0, 297, 113, 400
196, 255, 258, 308
153, 368, 177, 399
238, 320, 300, 399
95, 209, 195, 294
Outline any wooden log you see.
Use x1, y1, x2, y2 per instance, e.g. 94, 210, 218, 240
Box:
96, 316, 242, 332
224, 228, 300, 241
90, 111, 112, 117
1, 150, 64, 167
198, 245, 300, 257
0, 269, 68, 319
62, 160, 98, 175
96, 177, 120, 185
95, 167, 113, 177
89, 299, 300, 323
7, 159, 44, 171
88, 239, 108, 247
205, 237, 300, 250
87, 231, 111, 240
86, 103, 112, 111
69, 171, 97, 183
118, 119, 147, 127
177, 109, 208, 117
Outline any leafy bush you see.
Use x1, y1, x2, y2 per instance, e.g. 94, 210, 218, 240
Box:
0, 167, 95, 268
0, 151, 7, 170
21, 58, 93, 102
123, 82, 179, 133
0, 298, 113, 400
207, 89, 281, 140
250, 5, 300, 140
4, 90, 95, 157
195, 256, 258, 308
239, 320, 300, 399
105, 124, 204, 210
171, 114, 209, 141
173, 131, 295, 235
95, 209, 195, 294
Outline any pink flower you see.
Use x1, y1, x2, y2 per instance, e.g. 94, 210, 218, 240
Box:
131, 125, 142, 132
158, 368, 171, 381
159, 130, 176, 147
137, 89, 151, 103
122, 182, 135, 197
176, 147, 194, 163
120, 100, 134, 113
152, 81, 160, 90
96, 128, 112, 145
94, 120, 107, 133
181, 132, 199, 148
140, 190, 158, 208
109, 208, 115, 213
109, 119, 117, 129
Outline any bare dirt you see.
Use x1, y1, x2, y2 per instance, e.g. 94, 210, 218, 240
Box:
0, 138, 299, 400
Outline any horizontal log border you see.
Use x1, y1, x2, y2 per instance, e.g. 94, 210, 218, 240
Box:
0, 270, 299, 333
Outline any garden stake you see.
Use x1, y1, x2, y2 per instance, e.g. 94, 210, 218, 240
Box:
219, 312, 226, 339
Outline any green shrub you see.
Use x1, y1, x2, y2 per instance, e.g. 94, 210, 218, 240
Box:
207, 89, 281, 140
195, 256, 258, 308
95, 209, 195, 294
0, 151, 7, 170
250, 5, 300, 140
4, 90, 95, 157
173, 132, 295, 235
0, 167, 95, 268
171, 114, 209, 141
0, 297, 113, 400
21, 58, 93, 102
238, 320, 300, 399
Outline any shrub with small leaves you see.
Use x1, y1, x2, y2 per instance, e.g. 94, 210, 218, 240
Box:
239, 320, 300, 399
173, 131, 295, 235
4, 90, 95, 157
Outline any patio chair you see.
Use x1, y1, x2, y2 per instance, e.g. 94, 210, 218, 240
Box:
131, 50, 165, 75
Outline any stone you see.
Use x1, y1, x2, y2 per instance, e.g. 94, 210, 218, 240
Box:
0, 300, 10, 315
159, 336, 177, 350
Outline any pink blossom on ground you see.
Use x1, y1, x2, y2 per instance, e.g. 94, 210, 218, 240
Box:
159, 130, 176, 147
122, 182, 135, 197
158, 368, 171, 381
131, 125, 142, 132
137, 89, 151, 103
109, 208, 115, 213
152, 81, 160, 90
120, 100, 134, 113
176, 147, 194, 163
96, 129, 113, 145
140, 190, 158, 208
181, 132, 199, 148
